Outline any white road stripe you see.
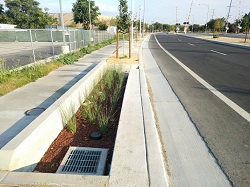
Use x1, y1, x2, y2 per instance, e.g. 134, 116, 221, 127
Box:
210, 50, 227, 56
178, 39, 181, 41
188, 43, 195, 46
154, 35, 250, 123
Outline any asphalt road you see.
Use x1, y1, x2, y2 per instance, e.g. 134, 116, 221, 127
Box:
0, 42, 63, 69
148, 33, 250, 187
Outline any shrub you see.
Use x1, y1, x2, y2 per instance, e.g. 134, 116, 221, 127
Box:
98, 23, 108, 31
213, 33, 219, 38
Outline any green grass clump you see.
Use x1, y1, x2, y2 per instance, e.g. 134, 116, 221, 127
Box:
0, 61, 63, 96
213, 33, 220, 38
60, 104, 77, 134
81, 67, 124, 134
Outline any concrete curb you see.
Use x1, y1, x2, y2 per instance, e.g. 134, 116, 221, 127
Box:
109, 68, 149, 187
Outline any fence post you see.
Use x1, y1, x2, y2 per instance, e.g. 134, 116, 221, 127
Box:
82, 30, 85, 47
29, 29, 36, 64
69, 31, 72, 52
50, 29, 55, 57
74, 30, 76, 50
15, 30, 18, 42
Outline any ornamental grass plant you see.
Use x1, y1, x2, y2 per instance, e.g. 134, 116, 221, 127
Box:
81, 67, 124, 134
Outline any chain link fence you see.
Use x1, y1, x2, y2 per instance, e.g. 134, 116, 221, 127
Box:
0, 29, 115, 69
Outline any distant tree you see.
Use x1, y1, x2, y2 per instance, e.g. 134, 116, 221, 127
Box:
207, 19, 215, 31
98, 23, 108, 30
170, 25, 175, 31
0, 4, 4, 14
214, 19, 222, 32
0, 3, 8, 23
242, 12, 250, 42
163, 24, 171, 31
109, 17, 116, 26
72, 0, 100, 30
228, 23, 237, 33
152, 22, 162, 31
4, 0, 56, 29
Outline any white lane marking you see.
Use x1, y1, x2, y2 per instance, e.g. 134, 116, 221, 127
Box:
210, 50, 227, 56
178, 39, 181, 41
188, 43, 195, 46
154, 35, 250, 123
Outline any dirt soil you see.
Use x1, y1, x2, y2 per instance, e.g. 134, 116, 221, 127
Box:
34, 53, 138, 174
107, 53, 139, 64
196, 35, 250, 46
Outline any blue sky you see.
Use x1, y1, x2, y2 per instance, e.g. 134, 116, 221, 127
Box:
1, 0, 250, 25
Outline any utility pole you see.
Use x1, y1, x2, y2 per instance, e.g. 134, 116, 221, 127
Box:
226, 0, 233, 33
184, 0, 193, 33
59, 0, 69, 54
142, 0, 146, 37
138, 5, 142, 39
176, 7, 178, 24
88, 0, 93, 43
237, 0, 242, 33
211, 9, 216, 20
131, 0, 134, 48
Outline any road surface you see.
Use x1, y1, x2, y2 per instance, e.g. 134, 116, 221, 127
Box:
148, 33, 250, 187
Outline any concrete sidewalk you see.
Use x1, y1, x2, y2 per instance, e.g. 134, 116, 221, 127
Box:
0, 44, 116, 149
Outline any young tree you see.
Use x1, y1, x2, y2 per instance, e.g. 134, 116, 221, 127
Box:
4, 0, 56, 29
116, 0, 130, 58
117, 0, 130, 32
72, 0, 100, 30
242, 13, 250, 42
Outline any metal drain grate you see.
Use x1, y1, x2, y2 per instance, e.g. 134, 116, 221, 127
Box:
56, 147, 108, 175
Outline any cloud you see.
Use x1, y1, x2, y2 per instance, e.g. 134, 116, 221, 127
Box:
96, 2, 118, 14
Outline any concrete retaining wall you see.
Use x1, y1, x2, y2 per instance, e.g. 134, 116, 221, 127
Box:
0, 61, 107, 172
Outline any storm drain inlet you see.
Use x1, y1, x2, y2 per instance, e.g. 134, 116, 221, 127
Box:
56, 147, 108, 175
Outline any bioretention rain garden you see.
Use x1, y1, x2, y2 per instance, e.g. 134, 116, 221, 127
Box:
34, 67, 127, 174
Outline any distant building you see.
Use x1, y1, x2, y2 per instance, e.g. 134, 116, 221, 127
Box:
0, 24, 17, 29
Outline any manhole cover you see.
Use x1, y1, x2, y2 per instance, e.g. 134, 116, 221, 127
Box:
25, 107, 45, 116
56, 147, 108, 175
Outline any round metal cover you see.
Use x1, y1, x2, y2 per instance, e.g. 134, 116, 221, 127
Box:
25, 107, 45, 116
90, 131, 102, 140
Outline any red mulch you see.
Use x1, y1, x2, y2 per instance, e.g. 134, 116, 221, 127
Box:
34, 79, 127, 174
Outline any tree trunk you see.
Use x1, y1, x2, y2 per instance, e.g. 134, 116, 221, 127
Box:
116, 28, 119, 58
244, 27, 249, 43
129, 26, 131, 59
